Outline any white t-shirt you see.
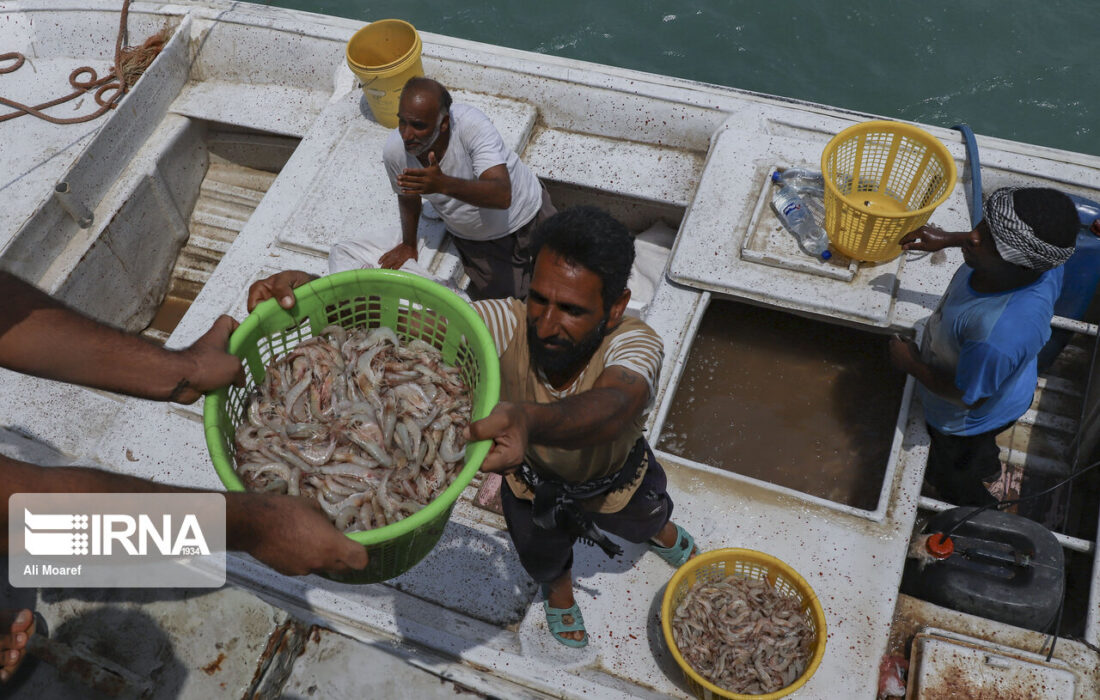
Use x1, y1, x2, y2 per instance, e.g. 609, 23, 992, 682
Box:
382, 104, 542, 241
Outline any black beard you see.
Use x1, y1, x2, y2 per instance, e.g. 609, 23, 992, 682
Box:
527, 318, 608, 378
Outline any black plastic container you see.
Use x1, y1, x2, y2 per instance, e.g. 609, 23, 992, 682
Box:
901, 507, 1064, 632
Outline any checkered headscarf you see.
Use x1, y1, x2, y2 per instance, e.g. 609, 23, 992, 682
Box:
985, 187, 1075, 271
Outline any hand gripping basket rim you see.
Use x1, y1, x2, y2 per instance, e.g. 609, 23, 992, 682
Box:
660, 548, 828, 700
202, 268, 500, 550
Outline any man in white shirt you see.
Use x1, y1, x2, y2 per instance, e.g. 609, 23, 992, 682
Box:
376, 77, 554, 300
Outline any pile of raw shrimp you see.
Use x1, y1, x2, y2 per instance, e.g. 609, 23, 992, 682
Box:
672, 574, 815, 694
234, 324, 472, 532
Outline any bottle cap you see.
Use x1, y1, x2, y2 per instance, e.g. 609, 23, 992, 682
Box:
771, 171, 781, 184
821, 250, 832, 260
925, 533, 954, 559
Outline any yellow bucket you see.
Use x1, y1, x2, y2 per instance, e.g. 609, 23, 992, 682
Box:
346, 19, 424, 128
661, 548, 827, 700
820, 120, 957, 262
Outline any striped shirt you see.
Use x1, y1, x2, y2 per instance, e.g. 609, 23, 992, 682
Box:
472, 298, 663, 400
472, 298, 665, 508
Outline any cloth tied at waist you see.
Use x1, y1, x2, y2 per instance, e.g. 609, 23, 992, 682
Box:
516, 438, 647, 558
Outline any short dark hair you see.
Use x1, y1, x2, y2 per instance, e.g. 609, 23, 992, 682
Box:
1013, 188, 1079, 248
401, 76, 452, 116
533, 206, 634, 311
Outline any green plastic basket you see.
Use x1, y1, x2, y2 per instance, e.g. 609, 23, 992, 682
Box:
203, 269, 500, 583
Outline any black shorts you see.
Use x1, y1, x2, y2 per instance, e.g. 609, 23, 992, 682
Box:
924, 421, 1011, 507
500, 441, 673, 583
450, 183, 555, 301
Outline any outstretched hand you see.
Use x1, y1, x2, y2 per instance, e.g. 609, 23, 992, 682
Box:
172, 315, 245, 403
396, 151, 445, 196
899, 224, 958, 252
232, 493, 368, 576
0, 609, 35, 684
246, 270, 318, 312
467, 402, 529, 474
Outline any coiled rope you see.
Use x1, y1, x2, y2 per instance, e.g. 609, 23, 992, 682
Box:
0, 0, 167, 124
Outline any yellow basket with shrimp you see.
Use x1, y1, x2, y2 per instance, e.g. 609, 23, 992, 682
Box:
661, 548, 827, 699
821, 120, 957, 262
203, 269, 500, 583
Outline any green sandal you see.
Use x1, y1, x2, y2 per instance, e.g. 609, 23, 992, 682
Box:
649, 523, 697, 568
543, 600, 588, 648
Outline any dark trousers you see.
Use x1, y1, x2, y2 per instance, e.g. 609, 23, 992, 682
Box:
450, 184, 556, 301
925, 421, 1012, 507
500, 443, 674, 584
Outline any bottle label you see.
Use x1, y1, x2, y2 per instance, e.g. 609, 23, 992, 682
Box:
782, 201, 801, 217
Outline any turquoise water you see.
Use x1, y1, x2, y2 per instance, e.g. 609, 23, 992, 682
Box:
266, 1, 1099, 158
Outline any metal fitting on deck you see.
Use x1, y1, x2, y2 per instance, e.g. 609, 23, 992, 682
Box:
53, 182, 94, 228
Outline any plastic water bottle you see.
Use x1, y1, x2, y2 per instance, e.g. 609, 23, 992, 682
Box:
771, 170, 832, 260
774, 168, 825, 196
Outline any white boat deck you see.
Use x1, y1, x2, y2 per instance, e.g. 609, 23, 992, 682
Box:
3, 2, 1100, 697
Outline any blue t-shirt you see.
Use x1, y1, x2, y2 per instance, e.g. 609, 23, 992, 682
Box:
917, 265, 1062, 435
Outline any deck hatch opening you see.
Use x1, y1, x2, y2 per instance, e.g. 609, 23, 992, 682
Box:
656, 298, 907, 512
143, 123, 300, 342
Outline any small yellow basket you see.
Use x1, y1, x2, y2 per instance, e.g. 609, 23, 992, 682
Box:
820, 120, 957, 262
661, 548, 827, 700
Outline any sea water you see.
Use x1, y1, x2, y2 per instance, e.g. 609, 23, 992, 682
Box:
265, 0, 1099, 158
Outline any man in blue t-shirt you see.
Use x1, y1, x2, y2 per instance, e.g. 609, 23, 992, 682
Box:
890, 187, 1079, 506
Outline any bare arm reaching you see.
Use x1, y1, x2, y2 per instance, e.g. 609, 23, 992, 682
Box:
0, 272, 242, 403
0, 455, 367, 576
469, 365, 651, 473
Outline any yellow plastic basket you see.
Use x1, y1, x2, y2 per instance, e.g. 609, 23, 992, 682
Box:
661, 548, 827, 700
820, 120, 957, 262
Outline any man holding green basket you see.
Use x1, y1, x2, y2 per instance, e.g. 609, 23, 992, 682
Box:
0, 272, 369, 575
249, 206, 698, 648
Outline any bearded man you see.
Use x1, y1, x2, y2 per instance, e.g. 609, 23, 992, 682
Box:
248, 206, 698, 649
468, 206, 697, 647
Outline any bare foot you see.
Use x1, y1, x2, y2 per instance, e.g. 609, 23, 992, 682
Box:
0, 609, 36, 683
545, 571, 584, 643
